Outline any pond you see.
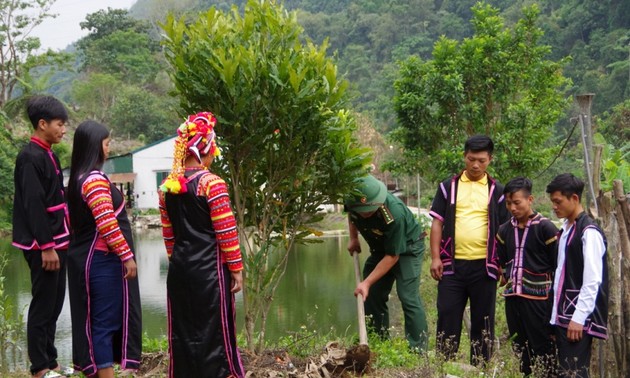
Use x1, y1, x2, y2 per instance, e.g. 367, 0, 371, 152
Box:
0, 229, 383, 371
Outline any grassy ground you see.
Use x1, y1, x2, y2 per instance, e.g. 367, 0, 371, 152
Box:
303, 212, 527, 377
224, 212, 528, 377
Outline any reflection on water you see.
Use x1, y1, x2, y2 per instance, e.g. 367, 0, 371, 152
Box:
1, 229, 373, 370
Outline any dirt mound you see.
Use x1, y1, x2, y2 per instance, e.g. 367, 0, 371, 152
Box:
137, 342, 373, 377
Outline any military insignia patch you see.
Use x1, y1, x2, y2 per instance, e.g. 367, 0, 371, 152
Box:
379, 206, 394, 225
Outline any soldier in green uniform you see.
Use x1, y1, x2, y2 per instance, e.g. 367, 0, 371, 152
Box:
345, 174, 428, 351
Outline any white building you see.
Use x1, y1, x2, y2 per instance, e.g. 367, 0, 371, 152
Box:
103, 136, 176, 209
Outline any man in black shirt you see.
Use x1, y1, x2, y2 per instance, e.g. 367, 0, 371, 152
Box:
496, 177, 558, 377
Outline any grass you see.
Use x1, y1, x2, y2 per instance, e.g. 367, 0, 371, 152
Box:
366, 251, 525, 377
268, 213, 529, 376
142, 332, 168, 353
0, 255, 25, 376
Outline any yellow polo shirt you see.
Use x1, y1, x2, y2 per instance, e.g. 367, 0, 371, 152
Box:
454, 172, 489, 260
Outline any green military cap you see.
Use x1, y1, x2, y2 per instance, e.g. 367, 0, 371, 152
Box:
345, 174, 387, 213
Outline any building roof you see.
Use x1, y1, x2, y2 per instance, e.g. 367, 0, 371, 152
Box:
128, 134, 177, 154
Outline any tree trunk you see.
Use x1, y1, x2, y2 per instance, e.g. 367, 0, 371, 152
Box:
613, 180, 630, 376
257, 313, 268, 354
613, 180, 630, 240
245, 312, 255, 351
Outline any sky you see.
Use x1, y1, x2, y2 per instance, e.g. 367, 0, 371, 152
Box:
31, 0, 138, 52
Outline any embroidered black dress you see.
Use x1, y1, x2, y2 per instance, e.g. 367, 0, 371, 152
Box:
162, 171, 244, 378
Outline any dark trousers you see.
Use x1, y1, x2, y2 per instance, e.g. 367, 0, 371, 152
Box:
23, 249, 67, 375
436, 259, 496, 365
505, 296, 556, 377
363, 240, 428, 351
89, 250, 123, 369
555, 326, 593, 378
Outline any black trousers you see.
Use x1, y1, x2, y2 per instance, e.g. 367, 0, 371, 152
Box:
23, 249, 67, 375
436, 259, 496, 365
505, 296, 556, 377
555, 326, 593, 378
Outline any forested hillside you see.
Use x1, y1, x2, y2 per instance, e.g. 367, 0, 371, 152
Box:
1, 0, 628, 229
132, 0, 629, 131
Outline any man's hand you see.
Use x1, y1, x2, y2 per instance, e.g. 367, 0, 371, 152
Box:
499, 275, 508, 287
429, 218, 444, 281
231, 271, 243, 293
123, 259, 137, 279
347, 238, 361, 256
354, 281, 370, 301
41, 248, 60, 271
567, 320, 584, 342
498, 267, 507, 286
430, 258, 443, 281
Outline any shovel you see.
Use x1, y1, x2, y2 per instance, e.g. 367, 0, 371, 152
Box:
353, 252, 369, 346
344, 251, 370, 373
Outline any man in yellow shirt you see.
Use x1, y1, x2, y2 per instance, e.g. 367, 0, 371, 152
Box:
429, 135, 509, 365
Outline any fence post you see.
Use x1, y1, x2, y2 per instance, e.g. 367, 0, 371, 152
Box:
613, 180, 630, 376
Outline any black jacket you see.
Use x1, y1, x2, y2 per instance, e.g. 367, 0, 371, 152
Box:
555, 212, 608, 339
496, 212, 558, 299
429, 171, 509, 279
12, 138, 70, 251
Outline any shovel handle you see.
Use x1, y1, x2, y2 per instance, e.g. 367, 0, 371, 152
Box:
353, 252, 369, 346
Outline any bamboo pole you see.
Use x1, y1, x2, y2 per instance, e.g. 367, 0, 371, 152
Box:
576, 94, 598, 216
593, 145, 602, 198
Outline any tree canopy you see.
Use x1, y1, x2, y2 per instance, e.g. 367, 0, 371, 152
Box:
2, 0, 629, 227
69, 8, 179, 144
392, 3, 571, 182
0, 0, 57, 107
162, 0, 370, 350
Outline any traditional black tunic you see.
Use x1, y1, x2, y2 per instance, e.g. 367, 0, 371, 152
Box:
12, 138, 70, 250
163, 171, 244, 378
496, 212, 558, 299
496, 212, 559, 376
67, 173, 142, 376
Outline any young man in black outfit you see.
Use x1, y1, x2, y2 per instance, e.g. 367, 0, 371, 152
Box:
496, 177, 558, 376
547, 174, 608, 378
13, 96, 70, 378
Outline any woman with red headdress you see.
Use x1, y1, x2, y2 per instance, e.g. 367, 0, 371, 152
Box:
158, 112, 244, 378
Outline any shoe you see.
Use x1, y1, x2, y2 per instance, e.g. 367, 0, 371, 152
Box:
41, 371, 65, 378
59, 366, 75, 376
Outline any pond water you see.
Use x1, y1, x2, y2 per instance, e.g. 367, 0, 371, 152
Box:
0, 229, 382, 370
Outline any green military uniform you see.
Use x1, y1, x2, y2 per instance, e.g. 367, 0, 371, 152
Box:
345, 175, 428, 351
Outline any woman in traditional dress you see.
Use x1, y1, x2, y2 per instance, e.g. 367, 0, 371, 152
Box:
67, 120, 142, 377
159, 112, 244, 378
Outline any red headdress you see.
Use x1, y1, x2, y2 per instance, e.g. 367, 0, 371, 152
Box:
160, 112, 221, 194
